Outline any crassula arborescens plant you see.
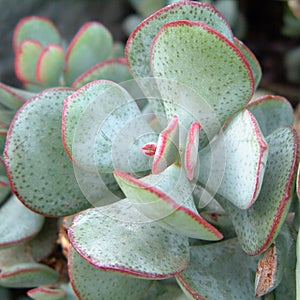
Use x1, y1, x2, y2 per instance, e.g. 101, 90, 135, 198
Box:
1, 1, 300, 299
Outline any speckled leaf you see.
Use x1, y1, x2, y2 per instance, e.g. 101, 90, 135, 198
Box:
247, 95, 294, 137
126, 1, 234, 79
63, 80, 157, 173
198, 109, 268, 209
69, 246, 152, 300
0, 83, 26, 111
234, 37, 262, 89
72, 58, 132, 89
0, 194, 44, 247
4, 88, 90, 217
114, 164, 222, 240
0, 263, 59, 288
65, 22, 113, 85
176, 238, 259, 300
27, 287, 66, 300
15, 40, 43, 83
36, 44, 64, 86
69, 205, 190, 278
222, 126, 298, 255
13, 16, 61, 51
150, 21, 254, 141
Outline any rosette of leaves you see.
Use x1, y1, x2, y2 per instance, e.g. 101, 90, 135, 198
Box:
13, 16, 132, 92
3, 1, 299, 299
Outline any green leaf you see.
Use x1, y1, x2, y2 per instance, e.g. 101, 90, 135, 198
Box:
234, 37, 262, 89
176, 238, 259, 299
13, 16, 61, 51
0, 262, 59, 288
107, 42, 125, 59
114, 164, 223, 240
222, 127, 298, 255
247, 95, 294, 137
0, 194, 44, 248
0, 83, 26, 111
150, 21, 254, 142
69, 203, 190, 279
72, 58, 132, 89
63, 80, 157, 173
69, 246, 152, 300
126, 1, 234, 79
15, 40, 43, 83
198, 109, 268, 209
27, 287, 66, 300
4, 88, 90, 217
36, 44, 64, 86
65, 22, 113, 85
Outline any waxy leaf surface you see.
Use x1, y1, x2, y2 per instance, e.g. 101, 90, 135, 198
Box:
69, 204, 190, 279
5, 88, 90, 216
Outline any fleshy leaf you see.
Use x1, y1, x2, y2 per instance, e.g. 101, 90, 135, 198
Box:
0, 263, 59, 288
126, 1, 234, 79
27, 287, 66, 300
68, 204, 190, 279
184, 122, 201, 180
65, 22, 113, 85
0, 83, 26, 111
198, 109, 268, 209
15, 40, 43, 83
107, 42, 125, 59
0, 194, 44, 247
63, 80, 157, 173
72, 58, 132, 89
152, 115, 179, 174
247, 95, 294, 137
234, 37, 262, 89
4, 88, 90, 217
69, 246, 152, 300
150, 20, 254, 141
36, 44, 64, 86
13, 16, 61, 52
221, 126, 298, 255
114, 164, 222, 240
176, 238, 259, 299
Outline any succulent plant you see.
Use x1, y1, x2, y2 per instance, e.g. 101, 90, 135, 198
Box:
1, 1, 300, 299
13, 16, 132, 92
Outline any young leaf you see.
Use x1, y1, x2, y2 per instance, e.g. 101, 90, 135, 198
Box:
36, 44, 64, 86
221, 126, 298, 255
15, 40, 43, 84
0, 83, 26, 111
126, 1, 234, 79
198, 109, 268, 209
13, 16, 61, 52
176, 238, 259, 299
0, 194, 44, 248
65, 22, 113, 85
69, 204, 190, 279
72, 58, 132, 89
69, 246, 152, 300
4, 88, 90, 217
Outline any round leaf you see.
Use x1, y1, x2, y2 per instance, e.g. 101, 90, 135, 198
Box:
4, 88, 90, 217
69, 204, 190, 279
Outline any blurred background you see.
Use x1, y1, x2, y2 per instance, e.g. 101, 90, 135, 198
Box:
0, 0, 299, 105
